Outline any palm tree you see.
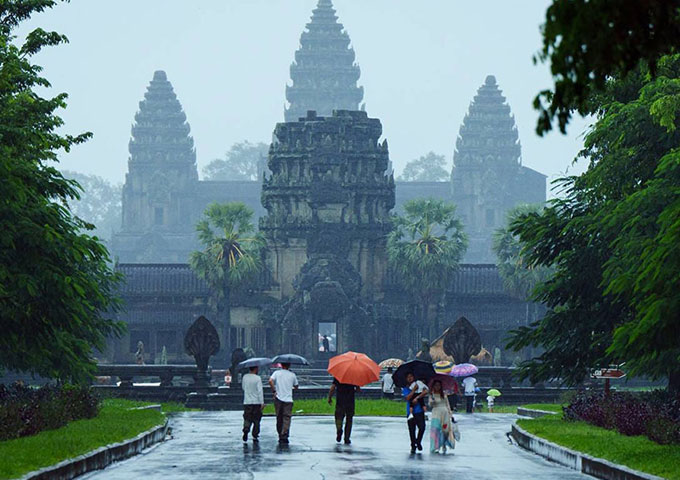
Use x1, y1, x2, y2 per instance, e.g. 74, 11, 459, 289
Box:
190, 202, 265, 348
387, 199, 468, 340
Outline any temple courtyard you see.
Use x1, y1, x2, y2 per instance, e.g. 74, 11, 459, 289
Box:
82, 412, 588, 479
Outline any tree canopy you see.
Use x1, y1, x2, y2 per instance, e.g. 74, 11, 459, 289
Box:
535, 0, 680, 135
63, 170, 121, 242
0, 0, 123, 383
492, 204, 552, 301
388, 199, 467, 313
202, 141, 269, 181
189, 202, 265, 305
397, 152, 449, 182
509, 56, 680, 391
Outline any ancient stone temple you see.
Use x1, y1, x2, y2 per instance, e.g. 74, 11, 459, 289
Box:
111, 71, 265, 263
284, 0, 364, 122
111, 71, 199, 262
451, 75, 546, 263
261, 110, 394, 357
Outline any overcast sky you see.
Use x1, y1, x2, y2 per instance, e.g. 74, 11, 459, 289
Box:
21, 0, 589, 192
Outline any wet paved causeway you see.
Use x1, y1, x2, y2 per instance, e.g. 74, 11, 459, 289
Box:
84, 412, 589, 480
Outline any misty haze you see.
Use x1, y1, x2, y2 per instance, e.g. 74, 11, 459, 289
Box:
1, 1, 678, 480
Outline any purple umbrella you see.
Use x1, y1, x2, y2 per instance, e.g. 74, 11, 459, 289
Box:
449, 363, 479, 377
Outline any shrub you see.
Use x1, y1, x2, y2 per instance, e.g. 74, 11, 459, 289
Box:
564, 390, 680, 445
0, 383, 99, 441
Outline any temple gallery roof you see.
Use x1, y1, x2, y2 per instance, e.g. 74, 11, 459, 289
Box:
116, 263, 210, 296
116, 263, 509, 298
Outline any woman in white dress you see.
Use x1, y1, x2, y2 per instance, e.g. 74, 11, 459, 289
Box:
429, 379, 455, 453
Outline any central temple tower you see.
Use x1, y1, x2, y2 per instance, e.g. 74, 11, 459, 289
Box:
261, 110, 395, 356
284, 0, 364, 121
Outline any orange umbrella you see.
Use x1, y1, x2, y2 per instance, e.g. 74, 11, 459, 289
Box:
327, 351, 381, 387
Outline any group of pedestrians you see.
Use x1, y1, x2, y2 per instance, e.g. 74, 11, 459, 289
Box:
241, 363, 299, 445
240, 363, 469, 454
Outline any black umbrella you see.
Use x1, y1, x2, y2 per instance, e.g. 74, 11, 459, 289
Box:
271, 354, 310, 365
393, 359, 435, 388
236, 357, 272, 370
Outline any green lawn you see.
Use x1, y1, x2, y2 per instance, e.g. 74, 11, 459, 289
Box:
0, 399, 167, 480
263, 398, 406, 416
517, 415, 680, 480
261, 399, 533, 416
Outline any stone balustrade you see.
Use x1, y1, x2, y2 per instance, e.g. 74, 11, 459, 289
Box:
96, 364, 201, 387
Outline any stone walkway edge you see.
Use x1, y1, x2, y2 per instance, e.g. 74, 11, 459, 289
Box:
19, 420, 169, 480
510, 422, 664, 480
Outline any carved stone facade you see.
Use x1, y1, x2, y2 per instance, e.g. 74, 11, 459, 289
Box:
260, 110, 394, 356
451, 75, 547, 263
261, 110, 394, 299
285, 0, 364, 122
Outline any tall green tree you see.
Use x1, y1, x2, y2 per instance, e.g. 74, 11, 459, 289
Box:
0, 1, 123, 382
508, 56, 680, 391
387, 199, 467, 339
189, 202, 265, 346
536, 0, 680, 134
397, 152, 449, 182
202, 141, 268, 181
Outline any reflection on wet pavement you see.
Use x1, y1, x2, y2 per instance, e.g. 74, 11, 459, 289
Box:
83, 412, 589, 479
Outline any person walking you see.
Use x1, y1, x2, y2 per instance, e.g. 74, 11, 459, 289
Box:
268, 362, 299, 444
462, 375, 477, 413
381, 367, 395, 398
327, 377, 359, 444
404, 372, 429, 453
429, 379, 455, 453
242, 366, 264, 443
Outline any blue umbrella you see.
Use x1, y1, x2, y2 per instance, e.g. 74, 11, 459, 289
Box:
236, 357, 272, 370
271, 354, 310, 365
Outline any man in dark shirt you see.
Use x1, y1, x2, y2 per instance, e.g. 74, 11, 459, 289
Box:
327, 377, 359, 444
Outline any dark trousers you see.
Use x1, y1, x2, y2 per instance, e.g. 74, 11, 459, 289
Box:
465, 395, 474, 413
448, 394, 458, 411
335, 404, 355, 441
407, 412, 426, 447
274, 398, 293, 441
243, 404, 262, 438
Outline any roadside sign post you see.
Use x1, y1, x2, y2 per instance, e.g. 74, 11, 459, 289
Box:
591, 367, 626, 396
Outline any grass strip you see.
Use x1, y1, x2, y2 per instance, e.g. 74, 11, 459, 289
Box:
0, 399, 166, 480
263, 398, 406, 416
517, 415, 680, 480
262, 398, 526, 416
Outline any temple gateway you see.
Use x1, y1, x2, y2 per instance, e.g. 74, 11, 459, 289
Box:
106, 0, 546, 367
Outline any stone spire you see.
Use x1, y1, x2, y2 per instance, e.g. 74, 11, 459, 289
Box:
129, 70, 196, 170
453, 75, 521, 170
284, 0, 364, 122
451, 75, 545, 264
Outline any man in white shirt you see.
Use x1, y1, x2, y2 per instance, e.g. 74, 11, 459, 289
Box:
242, 366, 264, 443
268, 362, 299, 444
462, 375, 477, 413
382, 367, 395, 398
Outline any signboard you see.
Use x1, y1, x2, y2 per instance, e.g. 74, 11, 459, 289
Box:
591, 367, 626, 379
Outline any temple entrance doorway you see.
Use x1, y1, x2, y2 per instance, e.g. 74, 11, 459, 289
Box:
318, 322, 337, 354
